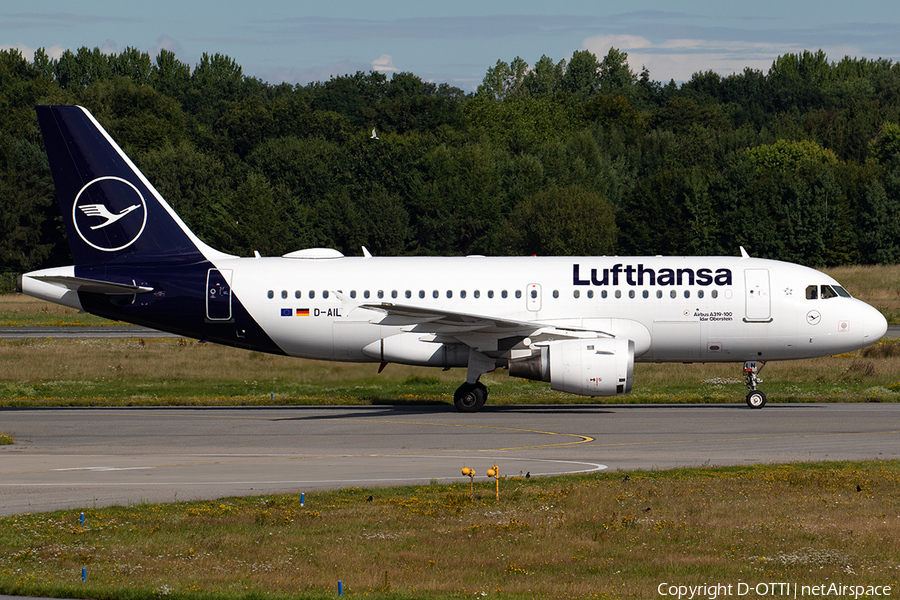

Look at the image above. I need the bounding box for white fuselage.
[211,254,885,364]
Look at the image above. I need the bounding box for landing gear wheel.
[746,390,766,409]
[454,381,487,413]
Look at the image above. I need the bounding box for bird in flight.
[79,204,141,230]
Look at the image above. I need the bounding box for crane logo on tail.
[72,176,147,252]
[80,203,141,230]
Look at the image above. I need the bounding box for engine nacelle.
[509,338,634,396]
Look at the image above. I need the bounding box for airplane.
[17,105,889,412]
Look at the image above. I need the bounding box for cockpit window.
[834,286,851,298]
[806,285,817,300]
[820,285,838,299]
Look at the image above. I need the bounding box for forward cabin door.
[744,268,771,321]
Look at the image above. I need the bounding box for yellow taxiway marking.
[338,418,594,452]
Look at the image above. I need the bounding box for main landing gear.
[454,348,495,413]
[743,360,767,408]
[454,381,488,412]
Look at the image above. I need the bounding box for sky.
[4,1,900,91]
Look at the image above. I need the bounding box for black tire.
[454,382,487,413]
[746,390,766,409]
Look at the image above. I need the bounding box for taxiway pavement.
[2,403,898,515]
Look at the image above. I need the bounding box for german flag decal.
[296,308,310,316]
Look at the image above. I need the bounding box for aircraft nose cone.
[863,304,888,345]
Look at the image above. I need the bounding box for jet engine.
[508,338,634,396]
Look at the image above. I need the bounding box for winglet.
[740,246,750,259]
[362,246,373,258]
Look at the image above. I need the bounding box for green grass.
[0,432,13,445]
[1,461,898,599]
[1,337,900,407]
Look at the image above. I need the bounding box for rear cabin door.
[206,268,233,321]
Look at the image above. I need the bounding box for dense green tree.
[524,55,566,97]
[0,132,55,270]
[562,50,601,99]
[502,185,617,256]
[151,49,191,100]
[598,47,635,96]
[2,44,900,271]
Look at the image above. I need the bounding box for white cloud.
[372,53,397,72]
[1,44,66,60]
[582,34,863,81]
[100,39,118,55]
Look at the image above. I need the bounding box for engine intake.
[509,338,634,396]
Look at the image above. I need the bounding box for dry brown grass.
[0,293,118,326]
[824,264,900,322]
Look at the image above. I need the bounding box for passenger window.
[530,290,537,299]
[446,290,453,298]
[433,290,439,298]
[552,290,559,298]
[419,290,425,299]
[588,290,594,299]
[281,290,288,299]
[698,290,704,299]
[391,290,398,299]
[628,290,635,299]
[711,290,718,299]
[515,290,522,299]
[806,285,818,300]
[502,290,508,298]
[642,290,649,298]
[377,290,384,299]
[488,290,494,298]
[323,291,329,299]
[363,290,370,299]
[574,290,580,299]
[267,290,274,299]
[474,290,480,298]
[684,290,690,298]
[600,290,607,299]
[670,290,677,299]
[405,290,411,299]
[308,290,315,299]
[295,290,302,299]
[460,290,466,299]
[350,290,357,299]
[615,290,622,299]
[656,290,662,299]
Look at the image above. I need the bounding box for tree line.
[1,45,900,274]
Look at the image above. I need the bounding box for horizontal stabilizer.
[30,275,154,295]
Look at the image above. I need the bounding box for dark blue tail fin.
[36,105,227,266]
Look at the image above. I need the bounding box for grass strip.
[1,461,898,599]
[1,337,900,408]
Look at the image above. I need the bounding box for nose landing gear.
[744,360,766,408]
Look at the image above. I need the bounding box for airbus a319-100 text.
[18,106,888,412]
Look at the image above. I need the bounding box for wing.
[356,302,612,353]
